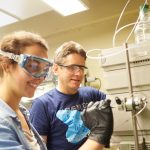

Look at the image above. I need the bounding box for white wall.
[44,11,138,90]
[0,8,139,90]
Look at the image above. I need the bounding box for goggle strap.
[0,50,20,63]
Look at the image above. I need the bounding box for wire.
[125,0,148,43]
[86,36,150,61]
[86,49,102,59]
[114,0,148,46]
[113,0,131,47]
[142,137,147,150]
[137,118,145,138]
[133,101,147,118]
[136,120,147,150]
[86,45,128,60]
[113,22,136,47]
[95,78,101,90]
[86,0,150,60]
[113,116,131,131]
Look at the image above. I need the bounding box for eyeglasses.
[0,50,53,78]
[57,64,87,73]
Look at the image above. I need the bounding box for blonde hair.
[54,41,86,64]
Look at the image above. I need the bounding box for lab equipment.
[134,3,150,44]
[100,42,150,149]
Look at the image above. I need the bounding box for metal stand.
[124,43,139,150]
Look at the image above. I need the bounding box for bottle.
[134,3,150,44]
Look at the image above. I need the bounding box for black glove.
[81,100,113,148]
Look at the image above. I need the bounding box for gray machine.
[101,42,150,150]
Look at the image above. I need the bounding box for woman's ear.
[0,63,10,78]
[2,63,13,74]
[1,63,9,72]
[0,57,12,76]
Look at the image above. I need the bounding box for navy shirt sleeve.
[79,86,106,103]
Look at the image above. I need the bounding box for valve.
[115,96,146,111]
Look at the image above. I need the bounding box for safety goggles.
[57,64,87,73]
[0,50,53,78]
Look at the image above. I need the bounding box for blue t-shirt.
[30,86,106,150]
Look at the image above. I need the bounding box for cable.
[86,36,150,61]
[133,101,147,118]
[113,0,148,46]
[137,119,144,137]
[113,0,131,47]
[86,0,150,60]
[113,22,136,47]
[125,0,148,43]
[95,78,101,90]
[86,49,102,59]
[142,137,147,150]
[136,119,147,150]
[86,46,127,60]
[113,117,131,131]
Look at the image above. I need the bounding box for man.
[30,41,113,150]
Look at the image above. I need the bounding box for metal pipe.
[124,43,139,150]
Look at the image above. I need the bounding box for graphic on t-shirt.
[56,110,90,144]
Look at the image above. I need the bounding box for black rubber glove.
[81,100,113,148]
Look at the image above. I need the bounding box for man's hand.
[81,100,113,148]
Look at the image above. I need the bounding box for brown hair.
[0,31,49,76]
[54,41,86,64]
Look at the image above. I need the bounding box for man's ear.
[52,63,59,75]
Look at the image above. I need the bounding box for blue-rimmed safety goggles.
[0,50,53,78]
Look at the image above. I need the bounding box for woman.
[0,31,52,150]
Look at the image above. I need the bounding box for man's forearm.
[78,139,104,150]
